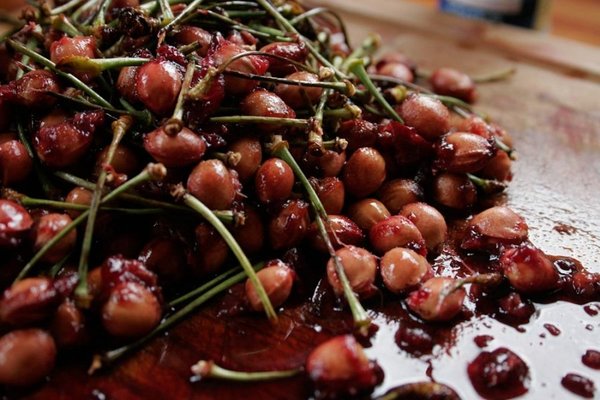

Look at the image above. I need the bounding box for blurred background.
[1,0,599,46]
[406,0,599,46]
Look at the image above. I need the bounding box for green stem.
[92,0,111,27]
[51,0,86,15]
[75,116,133,306]
[162,0,205,31]
[466,173,507,195]
[191,360,301,381]
[340,33,380,74]
[90,262,265,373]
[472,67,516,83]
[14,165,166,283]
[209,115,309,127]
[254,0,347,80]
[494,137,516,160]
[170,60,195,124]
[19,196,164,214]
[222,70,351,93]
[168,264,256,308]
[8,39,112,108]
[15,36,38,80]
[348,59,403,123]
[182,193,277,322]
[56,56,149,77]
[271,141,371,331]
[51,14,82,36]
[16,123,56,198]
[158,0,175,22]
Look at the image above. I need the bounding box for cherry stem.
[15,35,38,80]
[92,0,111,27]
[50,0,86,15]
[75,116,134,307]
[190,360,301,382]
[222,70,352,93]
[91,261,265,373]
[466,173,507,195]
[168,262,262,308]
[8,39,112,108]
[348,59,403,124]
[16,123,57,198]
[271,140,371,331]
[51,14,82,37]
[254,0,347,80]
[202,10,289,41]
[181,192,278,323]
[169,60,196,127]
[15,164,166,283]
[162,0,205,31]
[158,0,175,22]
[17,196,164,215]
[209,115,309,127]
[58,56,149,75]
[289,7,350,51]
[340,33,380,74]
[494,137,516,160]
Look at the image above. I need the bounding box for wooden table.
[3,1,600,399]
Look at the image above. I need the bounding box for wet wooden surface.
[3,1,600,399]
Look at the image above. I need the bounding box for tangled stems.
[209,115,309,127]
[15,164,167,283]
[8,39,112,108]
[191,360,301,382]
[180,192,278,323]
[91,262,266,373]
[348,59,403,124]
[74,116,134,306]
[271,140,371,331]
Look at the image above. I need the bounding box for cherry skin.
[245,260,295,311]
[0,329,57,386]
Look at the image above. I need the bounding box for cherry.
[347,198,391,231]
[268,199,310,250]
[0,329,56,386]
[467,347,529,400]
[435,132,495,173]
[462,206,528,251]
[380,248,433,294]
[50,35,97,81]
[457,115,494,140]
[50,299,87,348]
[479,151,513,182]
[369,215,426,255]
[255,157,295,205]
[64,187,92,218]
[407,277,466,321]
[34,109,105,168]
[138,238,188,285]
[306,335,383,398]
[232,205,264,255]
[377,178,422,214]
[96,143,141,177]
[499,244,559,294]
[245,260,295,311]
[172,25,212,56]
[12,69,60,109]
[343,147,386,198]
[192,223,228,276]
[102,281,162,338]
[260,41,308,76]
[582,350,600,370]
[144,126,206,167]
[377,62,414,82]
[0,277,59,326]
[400,202,447,252]
[135,59,183,116]
[311,176,345,215]
[375,52,416,72]
[33,213,77,264]
[240,89,296,132]
[0,138,32,185]
[187,159,238,210]
[274,71,323,109]
[0,199,33,247]
[430,67,477,103]
[228,136,262,182]
[99,255,159,299]
[309,215,364,253]
[326,245,377,299]
[432,172,477,210]
[337,119,378,152]
[116,65,139,103]
[307,148,346,178]
[212,40,269,95]
[398,94,450,141]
